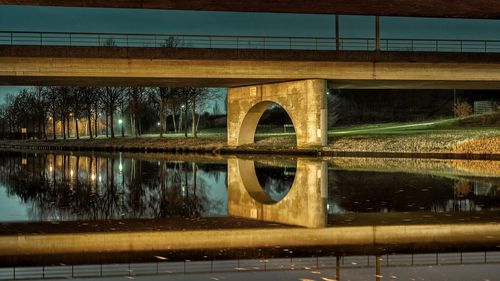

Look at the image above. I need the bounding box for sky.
[1,5,500,104]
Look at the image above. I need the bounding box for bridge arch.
[238,101,297,146]
[227,79,328,148]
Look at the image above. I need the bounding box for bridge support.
[227,157,328,228]
[227,79,328,148]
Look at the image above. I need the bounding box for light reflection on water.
[0,151,499,279]
[0,151,498,222]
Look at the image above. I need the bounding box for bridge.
[1,0,500,19]
[2,0,500,148]
[2,30,500,147]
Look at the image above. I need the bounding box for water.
[0,152,498,222]
[0,150,499,280]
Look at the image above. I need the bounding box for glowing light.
[119,163,123,172]
[118,119,123,124]
[49,166,53,172]
[70,169,74,177]
[157,122,161,126]
[91,173,96,181]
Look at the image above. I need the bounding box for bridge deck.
[1,0,500,19]
[2,45,500,89]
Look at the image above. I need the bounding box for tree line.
[0,86,216,139]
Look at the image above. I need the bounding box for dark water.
[0,151,499,280]
[1,152,498,222]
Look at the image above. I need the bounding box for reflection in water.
[328,170,500,214]
[228,158,327,228]
[0,153,226,221]
[255,164,295,202]
[0,152,499,223]
[0,151,499,280]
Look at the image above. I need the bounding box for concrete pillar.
[227,157,328,228]
[227,79,328,148]
[335,15,340,51]
[376,255,382,281]
[375,16,381,51]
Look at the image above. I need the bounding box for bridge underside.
[4,77,500,89]
[1,0,499,19]
[2,46,500,89]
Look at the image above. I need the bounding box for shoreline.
[0,139,499,160]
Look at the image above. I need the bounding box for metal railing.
[1,31,500,53]
[1,252,499,280]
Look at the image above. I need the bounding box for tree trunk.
[159,100,165,137]
[62,114,66,140]
[75,116,79,140]
[110,111,115,138]
[42,117,47,140]
[94,104,99,138]
[172,107,177,133]
[138,117,142,136]
[184,101,188,138]
[87,111,93,139]
[191,97,197,138]
[196,114,201,134]
[67,116,71,138]
[52,116,56,140]
[130,115,136,138]
[105,110,109,138]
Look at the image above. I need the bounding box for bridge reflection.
[0,151,499,268]
[228,157,327,228]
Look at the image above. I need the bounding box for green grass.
[328,115,500,137]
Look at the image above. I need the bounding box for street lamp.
[118,119,124,137]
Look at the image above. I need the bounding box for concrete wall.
[227,79,328,148]
[227,157,328,228]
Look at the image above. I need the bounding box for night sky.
[1,4,500,101]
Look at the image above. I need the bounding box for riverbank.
[0,133,498,160]
[0,116,498,159]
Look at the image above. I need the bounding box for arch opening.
[237,158,297,205]
[238,101,297,147]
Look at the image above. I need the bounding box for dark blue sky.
[1,5,500,101]
[1,5,500,38]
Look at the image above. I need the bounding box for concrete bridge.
[2,31,500,147]
[1,0,500,19]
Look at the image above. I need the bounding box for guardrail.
[1,31,500,53]
[1,252,499,280]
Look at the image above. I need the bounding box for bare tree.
[45,87,59,140]
[126,87,146,137]
[100,87,125,138]
[76,87,99,139]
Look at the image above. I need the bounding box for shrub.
[454,101,472,118]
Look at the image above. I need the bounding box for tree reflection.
[0,152,221,221]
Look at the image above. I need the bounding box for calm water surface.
[0,150,499,280]
[0,151,498,222]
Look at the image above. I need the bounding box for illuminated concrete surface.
[3,56,500,89]
[227,80,327,148]
[1,224,499,258]
[1,0,499,19]
[227,158,327,228]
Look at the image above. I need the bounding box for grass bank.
[0,114,498,158]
